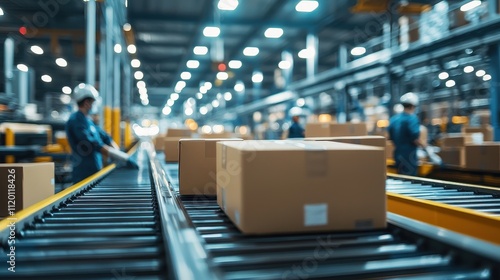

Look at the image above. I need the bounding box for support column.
[86,0,96,85]
[489,44,500,140]
[112,54,121,146]
[4,38,14,96]
[99,16,107,129]
[383,22,392,50]
[335,82,347,123]
[338,44,348,69]
[489,0,498,18]
[104,5,113,134]
[306,32,318,78]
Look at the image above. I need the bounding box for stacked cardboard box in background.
[462,125,493,142]
[305,135,385,148]
[305,123,368,138]
[163,137,183,162]
[438,133,474,167]
[465,142,500,172]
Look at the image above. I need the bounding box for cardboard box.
[216,140,386,234]
[438,147,465,167]
[442,133,474,148]
[153,135,166,151]
[163,137,183,162]
[179,138,242,195]
[465,143,500,171]
[463,125,494,142]
[305,123,367,138]
[305,136,385,148]
[1,162,55,217]
[200,132,234,139]
[166,128,192,137]
[386,141,394,160]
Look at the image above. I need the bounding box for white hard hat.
[73,83,99,103]
[400,92,419,106]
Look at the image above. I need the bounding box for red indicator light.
[19,27,27,35]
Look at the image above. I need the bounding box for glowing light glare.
[350,47,366,56]
[445,80,456,87]
[224,92,232,101]
[185,107,194,116]
[62,86,72,94]
[264,28,283,38]
[60,94,71,104]
[217,72,229,80]
[278,61,291,70]
[217,93,223,100]
[200,106,208,115]
[212,100,220,108]
[438,72,449,80]
[201,125,211,133]
[464,66,474,73]
[460,0,481,12]
[141,99,149,106]
[186,60,200,69]
[0,8,4,16]
[204,82,212,90]
[55,58,68,67]
[131,59,141,68]
[140,93,148,100]
[127,44,137,54]
[296,98,305,107]
[476,70,486,77]
[30,45,44,55]
[167,99,175,106]
[203,26,220,37]
[181,72,191,80]
[123,23,132,31]
[200,86,208,94]
[218,0,239,10]
[295,0,319,12]
[298,48,314,59]
[41,74,52,83]
[114,44,122,53]
[243,47,259,56]
[162,106,172,115]
[139,88,147,95]
[483,74,492,81]
[234,82,245,92]
[134,71,144,80]
[252,72,263,83]
[213,125,224,133]
[193,46,208,55]
[16,64,28,72]
[137,81,146,88]
[196,92,203,99]
[228,60,242,69]
[171,93,180,100]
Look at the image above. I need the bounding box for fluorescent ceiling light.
[296,98,305,107]
[41,74,52,83]
[171,93,180,100]
[175,81,186,90]
[483,74,492,81]
[217,72,228,80]
[131,59,141,68]
[17,64,28,72]
[298,48,314,59]
[196,93,203,99]
[234,81,244,92]
[0,8,4,16]
[185,107,194,116]
[224,92,232,101]
[295,0,319,12]
[139,88,147,95]
[137,81,146,88]
[30,45,44,55]
[203,26,220,37]
[212,100,220,108]
[56,58,67,67]
[476,69,486,77]
[162,107,171,115]
[134,71,144,80]
[438,72,449,80]
[186,60,200,69]
[200,86,207,94]
[140,93,148,100]
[243,47,259,56]
[278,61,291,70]
[181,72,191,80]
[114,44,122,53]
[200,106,208,115]
[252,72,263,83]
[228,60,242,69]
[167,99,175,106]
[204,82,212,90]
[460,0,481,12]
[218,0,238,10]
[351,47,366,56]
[193,46,208,55]
[463,66,474,73]
[123,23,131,31]
[141,99,149,106]
[127,44,137,54]
[264,28,283,38]
[445,80,455,87]
[62,86,72,94]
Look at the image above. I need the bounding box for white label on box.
[304,203,328,226]
[235,210,240,225]
[51,178,55,185]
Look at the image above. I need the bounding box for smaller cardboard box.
[463,125,493,142]
[200,132,234,139]
[153,135,166,151]
[386,141,394,160]
[438,147,465,167]
[305,123,367,137]
[441,133,473,148]
[0,162,55,217]
[166,128,192,137]
[465,143,500,172]
[164,137,183,162]
[179,138,242,195]
[305,123,331,137]
[305,135,385,148]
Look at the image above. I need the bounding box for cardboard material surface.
[216,140,386,234]
[166,128,192,137]
[0,162,54,217]
[465,143,500,171]
[305,136,385,148]
[442,134,473,148]
[439,147,465,167]
[163,137,183,162]
[463,125,493,142]
[305,123,367,138]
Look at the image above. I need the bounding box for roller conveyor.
[0,149,169,279]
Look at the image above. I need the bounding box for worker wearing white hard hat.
[387,92,425,176]
[65,83,138,183]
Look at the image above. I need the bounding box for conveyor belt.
[161,163,500,280]
[0,149,168,279]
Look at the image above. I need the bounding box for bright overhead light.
[0,8,4,16]
[212,99,220,108]
[186,60,200,69]
[296,98,306,107]
[217,93,223,100]
[137,81,146,88]
[167,99,175,106]
[252,72,263,83]
[56,58,67,67]
[181,72,191,80]
[141,99,149,106]
[185,107,194,116]
[476,69,486,77]
[228,60,242,69]
[264,28,283,38]
[483,74,492,81]
[298,48,314,59]
[351,47,366,56]
[114,44,122,53]
[62,86,72,94]
[131,59,141,68]
[41,74,52,83]
[243,47,259,56]
[438,72,449,80]
[278,61,291,70]
[203,26,220,37]
[218,0,238,10]
[123,23,132,31]
[140,93,148,100]
[30,45,44,55]
[139,88,147,95]
[224,92,232,101]
[460,0,481,12]
[463,66,474,73]
[196,92,203,99]
[16,64,28,72]
[204,82,212,90]
[162,107,171,115]
[127,44,137,54]
[200,106,208,115]
[445,80,455,87]
[295,0,319,12]
[193,46,208,55]
[175,81,186,91]
[200,86,207,94]
[134,71,144,80]
[171,93,180,100]
[217,72,228,80]
[234,81,245,92]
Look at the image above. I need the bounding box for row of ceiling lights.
[437,64,491,88]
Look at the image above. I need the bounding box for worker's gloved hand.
[125,158,139,169]
[107,147,139,168]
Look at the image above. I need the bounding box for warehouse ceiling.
[0,0,471,118]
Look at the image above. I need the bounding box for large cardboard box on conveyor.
[216,140,386,235]
[0,162,55,217]
[179,138,242,195]
[465,143,500,172]
[438,147,465,167]
[305,123,367,138]
[441,133,474,148]
[163,137,183,162]
[305,135,385,148]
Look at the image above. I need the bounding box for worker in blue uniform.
[66,83,137,183]
[388,92,425,176]
[288,115,305,138]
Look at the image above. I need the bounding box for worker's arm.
[95,125,120,150]
[408,116,425,148]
